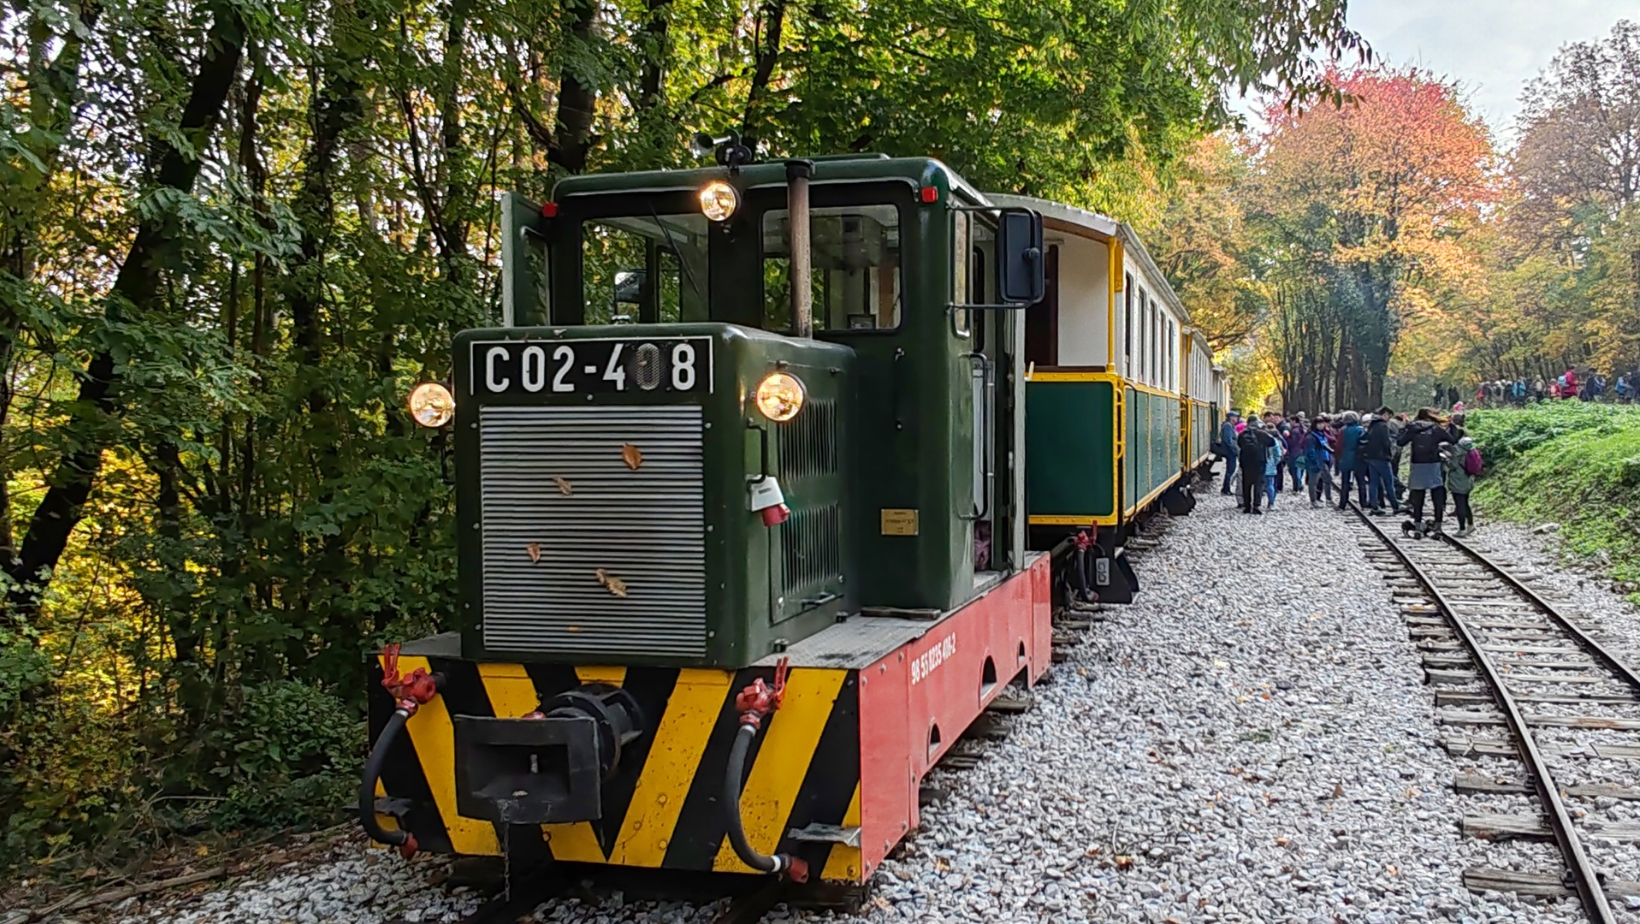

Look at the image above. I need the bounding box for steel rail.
[1351,505,1618,924]
[1446,532,1640,693]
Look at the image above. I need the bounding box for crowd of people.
[1214,406,1483,538]
[1465,365,1640,405]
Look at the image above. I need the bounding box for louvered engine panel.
[477,404,707,657]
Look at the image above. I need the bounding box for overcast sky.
[1342,0,1637,143]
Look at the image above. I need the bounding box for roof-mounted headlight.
[699,180,739,222]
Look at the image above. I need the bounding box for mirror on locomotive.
[613,269,646,305]
[996,208,1045,305]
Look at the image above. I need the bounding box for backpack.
[1463,448,1482,477]
[1236,429,1263,458]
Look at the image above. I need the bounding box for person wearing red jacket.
[1563,367,1579,399]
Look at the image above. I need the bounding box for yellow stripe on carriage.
[711,669,848,872]
[1027,514,1118,526]
[386,653,500,857]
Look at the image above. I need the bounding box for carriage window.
[1152,310,1161,387]
[582,214,708,324]
[1138,290,1148,380]
[1124,275,1134,371]
[1166,321,1175,390]
[764,205,902,331]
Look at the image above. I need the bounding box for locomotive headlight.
[408,381,455,428]
[755,372,805,422]
[699,180,739,222]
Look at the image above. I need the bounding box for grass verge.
[1467,403,1640,599]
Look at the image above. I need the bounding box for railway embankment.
[1467,404,1640,602]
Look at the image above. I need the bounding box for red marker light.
[920,186,939,204]
[541,201,559,218]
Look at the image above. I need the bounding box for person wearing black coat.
[1235,421,1277,514]
[1360,408,1399,514]
[1397,408,1456,534]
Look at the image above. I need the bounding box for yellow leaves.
[620,444,642,471]
[595,568,627,597]
[552,476,572,495]
[526,542,541,563]
[1114,855,1134,870]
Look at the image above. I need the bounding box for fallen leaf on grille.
[552,476,572,495]
[621,443,643,470]
[595,568,628,597]
[526,542,541,563]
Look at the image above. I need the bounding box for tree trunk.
[740,0,787,145]
[3,7,247,625]
[548,0,599,174]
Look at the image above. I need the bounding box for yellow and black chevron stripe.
[368,655,864,881]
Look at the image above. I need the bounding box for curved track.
[1352,506,1640,922]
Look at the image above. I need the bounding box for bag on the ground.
[1463,447,1482,476]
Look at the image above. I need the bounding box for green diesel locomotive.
[363,145,1218,894]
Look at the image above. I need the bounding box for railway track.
[1353,506,1640,922]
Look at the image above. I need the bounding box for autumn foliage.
[1245,67,1496,411]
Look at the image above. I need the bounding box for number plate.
[469,338,713,397]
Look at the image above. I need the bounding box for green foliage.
[1466,403,1639,464]
[0,0,1371,870]
[1471,404,1640,590]
[216,681,361,782]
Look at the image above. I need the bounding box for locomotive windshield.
[760,204,903,332]
[545,181,911,332]
[581,213,709,324]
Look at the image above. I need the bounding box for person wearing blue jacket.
[1335,412,1367,510]
[1219,411,1241,495]
[1303,416,1335,506]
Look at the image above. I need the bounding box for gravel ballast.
[109,488,1593,924]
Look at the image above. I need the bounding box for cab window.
[763,205,903,331]
[581,214,709,324]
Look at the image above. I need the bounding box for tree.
[1247,67,1496,410]
[1514,19,1640,364]
[1149,134,1267,351]
[0,0,1373,862]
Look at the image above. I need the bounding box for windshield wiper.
[648,204,703,305]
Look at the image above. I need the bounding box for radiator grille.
[478,404,707,657]
[781,502,841,599]
[775,399,843,606]
[777,399,838,480]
